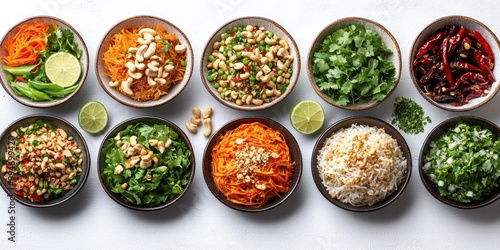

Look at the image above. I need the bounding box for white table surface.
[1,0,500,249]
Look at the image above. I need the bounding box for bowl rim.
[0,15,89,108]
[0,114,91,208]
[97,115,195,211]
[408,15,500,112]
[418,115,500,209]
[95,15,194,109]
[202,116,303,212]
[311,115,412,212]
[307,16,402,111]
[199,16,301,111]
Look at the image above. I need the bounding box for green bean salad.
[206,25,294,106]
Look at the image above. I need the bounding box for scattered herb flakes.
[391,97,431,134]
[311,24,397,105]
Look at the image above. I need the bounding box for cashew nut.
[147,77,157,86]
[202,107,212,119]
[130,135,138,146]
[154,78,166,85]
[185,122,197,133]
[135,44,148,62]
[203,118,212,137]
[109,81,119,87]
[192,107,201,118]
[174,44,186,54]
[121,77,134,95]
[125,62,136,71]
[164,64,175,72]
[138,28,157,37]
[190,115,202,126]
[128,69,143,80]
[144,42,157,59]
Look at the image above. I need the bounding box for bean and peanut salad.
[206,25,294,106]
[1,120,83,203]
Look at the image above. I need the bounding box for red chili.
[15,190,25,197]
[474,50,495,82]
[441,37,454,85]
[242,65,250,72]
[234,75,241,83]
[448,26,466,54]
[451,72,487,90]
[31,194,41,202]
[23,158,29,164]
[472,30,494,60]
[415,31,446,60]
[449,61,481,72]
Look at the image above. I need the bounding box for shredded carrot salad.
[3,21,54,67]
[210,122,294,207]
[103,24,187,102]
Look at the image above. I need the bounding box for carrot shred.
[3,21,53,67]
[210,122,295,208]
[103,24,187,102]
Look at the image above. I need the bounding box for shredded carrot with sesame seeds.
[3,21,53,67]
[210,122,294,208]
[102,24,186,102]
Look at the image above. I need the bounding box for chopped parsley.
[391,97,431,134]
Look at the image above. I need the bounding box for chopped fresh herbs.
[423,122,500,203]
[101,122,192,206]
[391,97,431,134]
[311,24,397,105]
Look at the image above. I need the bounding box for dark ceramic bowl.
[95,15,193,108]
[97,116,195,211]
[0,16,89,108]
[0,114,90,207]
[307,17,401,111]
[311,116,411,212]
[200,16,300,111]
[409,15,500,111]
[419,116,500,209]
[203,117,302,212]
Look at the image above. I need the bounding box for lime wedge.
[78,101,108,134]
[45,52,82,87]
[290,100,324,134]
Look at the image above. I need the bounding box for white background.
[1,0,500,249]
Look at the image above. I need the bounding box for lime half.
[290,100,324,134]
[45,52,82,87]
[78,101,108,134]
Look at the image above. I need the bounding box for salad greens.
[312,24,396,105]
[3,25,83,101]
[423,122,500,203]
[101,122,192,206]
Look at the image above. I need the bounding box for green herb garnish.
[391,97,431,134]
[311,24,396,105]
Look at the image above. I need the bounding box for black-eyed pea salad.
[206,25,294,106]
[1,120,83,203]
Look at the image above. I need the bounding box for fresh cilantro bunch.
[312,24,397,105]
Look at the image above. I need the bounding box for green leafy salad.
[423,122,500,203]
[101,122,192,206]
[311,24,397,105]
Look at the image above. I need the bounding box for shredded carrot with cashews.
[210,122,294,208]
[3,21,53,67]
[103,24,186,102]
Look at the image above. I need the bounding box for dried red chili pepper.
[414,30,446,61]
[451,72,487,90]
[472,30,494,61]
[449,61,481,72]
[448,26,466,54]
[473,50,495,82]
[441,37,454,85]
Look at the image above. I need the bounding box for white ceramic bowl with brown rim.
[95,15,193,108]
[200,16,300,111]
[0,16,89,108]
[409,15,500,111]
[307,17,401,111]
